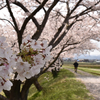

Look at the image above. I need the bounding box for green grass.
[78,68,100,76]
[63,62,100,69]
[28,69,95,100]
[63,62,100,76]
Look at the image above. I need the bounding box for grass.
[63,62,100,76]
[0,65,96,100]
[28,69,95,100]
[78,68,100,76]
[64,61,100,69]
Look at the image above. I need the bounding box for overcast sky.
[88,40,100,56]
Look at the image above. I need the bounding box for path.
[66,68,100,100]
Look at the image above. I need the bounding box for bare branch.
[53,10,65,18]
[70,1,100,19]
[32,0,59,40]
[0,5,7,10]
[87,14,99,22]
[70,0,83,15]
[6,0,19,32]
[63,46,77,52]
[0,18,15,29]
[13,1,40,29]
[66,0,70,14]
[35,0,47,13]
[20,0,48,35]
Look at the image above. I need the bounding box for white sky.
[89,50,100,56]
[90,40,100,56]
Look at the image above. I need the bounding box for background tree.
[0,0,100,100]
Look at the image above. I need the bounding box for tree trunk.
[3,90,10,99]
[33,78,43,91]
[0,94,9,100]
[9,80,21,100]
[21,89,29,100]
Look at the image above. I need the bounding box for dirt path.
[66,68,100,100]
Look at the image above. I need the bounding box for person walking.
[73,61,79,73]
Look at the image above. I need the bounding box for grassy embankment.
[63,62,100,76]
[28,68,94,100]
[0,67,95,100]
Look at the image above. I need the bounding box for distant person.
[73,61,79,73]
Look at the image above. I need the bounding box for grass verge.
[28,69,95,100]
[63,65,100,76]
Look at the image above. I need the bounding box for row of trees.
[0,0,100,100]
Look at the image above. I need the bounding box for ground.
[66,68,100,100]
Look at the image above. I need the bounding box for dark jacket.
[73,62,78,67]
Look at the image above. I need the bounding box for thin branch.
[41,44,65,73]
[63,46,76,52]
[13,1,40,29]
[87,14,99,22]
[0,5,7,10]
[36,0,47,13]
[53,10,65,18]
[32,0,59,40]
[0,18,15,29]
[66,0,70,14]
[41,38,72,74]
[70,1,100,19]
[70,0,83,15]
[6,0,19,32]
[20,0,48,35]
[64,42,81,48]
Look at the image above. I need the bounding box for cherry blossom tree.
[0,0,100,100]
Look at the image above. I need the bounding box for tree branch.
[48,14,70,46]
[20,0,48,36]
[32,0,59,40]
[6,0,19,32]
[41,44,65,73]
[21,78,35,100]
[36,0,47,13]
[49,1,100,49]
[70,1,100,19]
[40,37,75,74]
[66,0,70,14]
[9,80,21,100]
[13,1,40,29]
[70,0,83,15]
[63,46,77,52]
[0,18,15,29]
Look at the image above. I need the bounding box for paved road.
[66,68,100,100]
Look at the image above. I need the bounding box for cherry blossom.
[0,38,14,92]
[0,35,52,91]
[15,35,52,81]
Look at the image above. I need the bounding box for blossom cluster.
[0,36,14,92]
[15,35,52,81]
[0,35,52,92]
